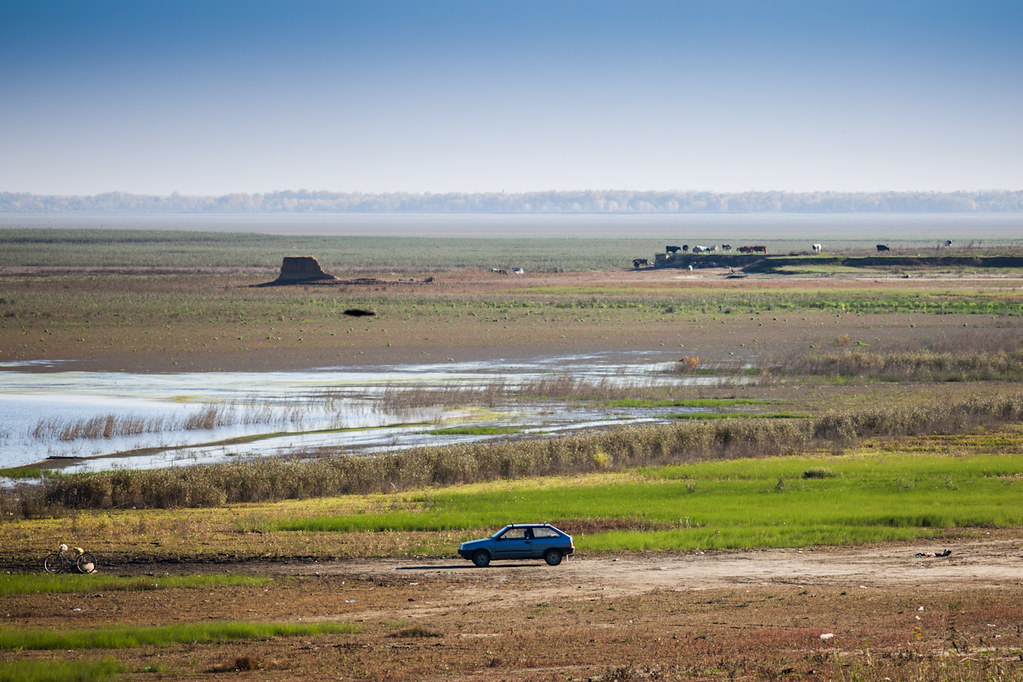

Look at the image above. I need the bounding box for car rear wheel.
[544,548,563,566]
[473,550,491,568]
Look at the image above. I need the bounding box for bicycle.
[43,543,97,574]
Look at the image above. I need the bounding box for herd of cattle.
[632,241,931,268]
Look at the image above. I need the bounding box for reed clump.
[12,392,1020,515]
[791,349,1023,382]
[31,414,166,441]
[28,404,305,444]
[368,376,684,413]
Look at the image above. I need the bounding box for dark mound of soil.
[258,256,336,285]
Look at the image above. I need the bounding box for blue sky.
[2,1,1021,195]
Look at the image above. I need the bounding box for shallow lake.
[0,351,749,475]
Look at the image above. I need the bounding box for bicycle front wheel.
[43,553,62,573]
[76,552,97,574]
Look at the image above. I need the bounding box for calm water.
[0,352,744,474]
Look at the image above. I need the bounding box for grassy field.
[270,449,1023,549]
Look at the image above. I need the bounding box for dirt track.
[269,536,1023,615]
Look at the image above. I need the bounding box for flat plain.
[2,230,1023,680]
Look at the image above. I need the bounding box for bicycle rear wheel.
[43,553,62,573]
[76,552,97,574]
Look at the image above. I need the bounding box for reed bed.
[27,403,309,444]
[794,348,1023,382]
[367,382,509,410]
[9,392,1021,515]
[31,414,166,442]
[362,375,691,414]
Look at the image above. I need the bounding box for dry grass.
[30,415,165,442]
[795,348,1023,382]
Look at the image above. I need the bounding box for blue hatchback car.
[458,523,574,567]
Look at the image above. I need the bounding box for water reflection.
[0,351,748,473]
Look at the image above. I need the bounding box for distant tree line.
[1,190,1021,214]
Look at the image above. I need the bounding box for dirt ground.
[8,536,1023,680]
[3,265,1021,373]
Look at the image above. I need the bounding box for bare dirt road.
[269,536,1023,616]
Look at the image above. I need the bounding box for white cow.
[812,243,823,253]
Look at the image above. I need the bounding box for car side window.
[501,528,526,540]
[533,527,559,538]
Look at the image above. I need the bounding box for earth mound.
[261,256,336,285]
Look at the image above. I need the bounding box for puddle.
[0,351,751,474]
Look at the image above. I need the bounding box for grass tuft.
[0,573,271,597]
[0,621,361,651]
[0,658,125,682]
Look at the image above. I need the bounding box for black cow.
[682,245,689,252]
[632,258,649,268]
[876,244,890,252]
[666,245,681,254]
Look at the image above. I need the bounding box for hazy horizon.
[3,1,1021,196]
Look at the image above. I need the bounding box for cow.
[752,245,767,253]
[944,240,953,247]
[666,245,681,254]
[692,245,706,254]
[682,245,689,252]
[738,245,754,253]
[707,244,718,252]
[876,244,890,252]
[812,243,823,253]
[721,244,732,251]
[633,258,649,268]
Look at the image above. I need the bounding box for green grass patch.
[0,621,361,651]
[426,426,522,436]
[272,451,1023,550]
[0,466,47,479]
[0,573,271,597]
[0,658,125,682]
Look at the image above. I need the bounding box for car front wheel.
[544,548,563,566]
[473,550,491,567]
